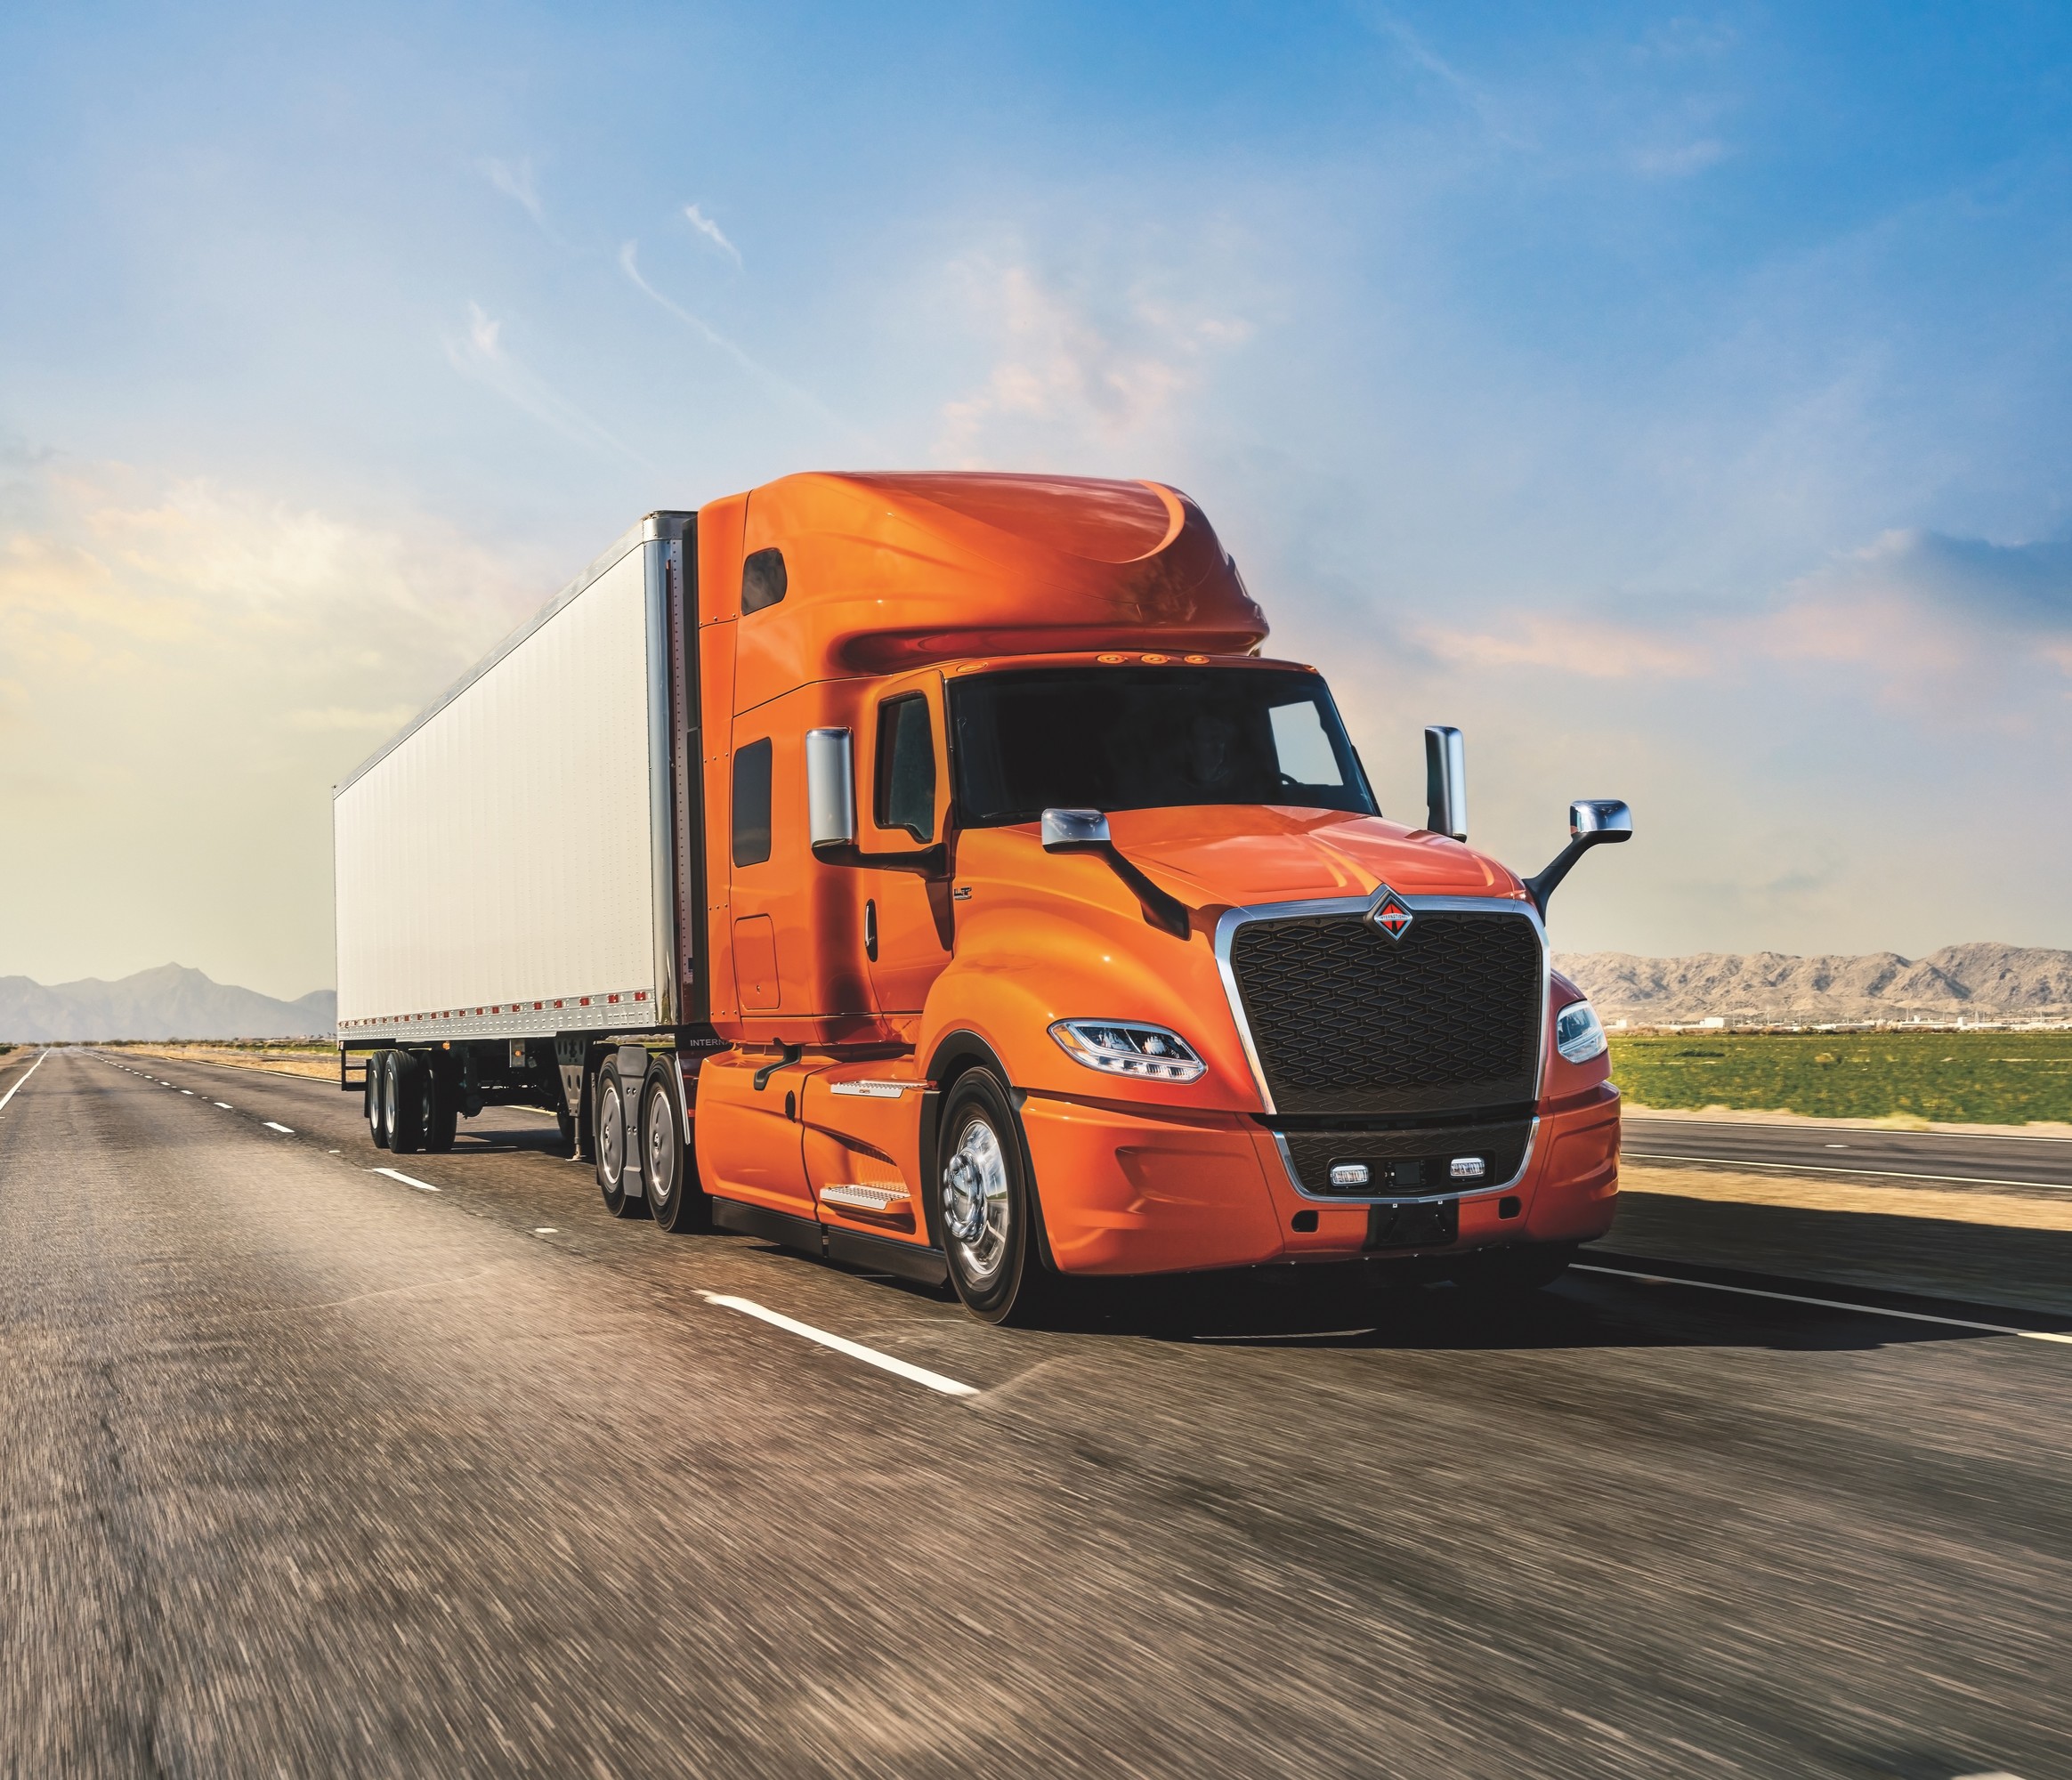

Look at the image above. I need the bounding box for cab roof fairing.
[732,471,1270,681]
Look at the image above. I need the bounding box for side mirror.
[1424,725,1467,841]
[1524,798,1633,917]
[805,728,855,849]
[1041,807,1112,851]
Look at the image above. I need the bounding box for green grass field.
[1610,1030,2072,1126]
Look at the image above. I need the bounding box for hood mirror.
[1424,725,1467,841]
[1041,807,1112,850]
[1040,807,1187,938]
[1524,798,1633,917]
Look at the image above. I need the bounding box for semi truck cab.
[337,471,1629,1323]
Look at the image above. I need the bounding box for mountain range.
[1556,943,2072,1026]
[4,943,2068,1041]
[0,965,336,1041]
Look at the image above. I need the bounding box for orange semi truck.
[334,473,1629,1322]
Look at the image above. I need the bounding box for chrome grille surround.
[1214,891,1550,1207]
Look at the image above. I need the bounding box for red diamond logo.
[1368,888,1414,941]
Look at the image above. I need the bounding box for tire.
[424,1061,457,1153]
[366,1053,391,1151]
[1449,1242,1576,1297]
[389,1051,429,1155]
[594,1064,649,1219]
[642,1063,708,1234]
[936,1066,1051,1325]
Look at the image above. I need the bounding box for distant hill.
[0,965,336,1041]
[1557,943,2072,1026]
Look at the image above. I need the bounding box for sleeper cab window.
[732,738,773,867]
[875,694,935,843]
[741,547,786,614]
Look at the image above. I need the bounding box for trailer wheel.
[1449,1242,1576,1297]
[389,1051,430,1154]
[642,1064,708,1234]
[936,1067,1052,1325]
[594,1063,649,1219]
[366,1053,392,1151]
[424,1062,457,1153]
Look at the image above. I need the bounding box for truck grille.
[1227,909,1542,1115]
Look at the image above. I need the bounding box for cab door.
[859,672,954,1016]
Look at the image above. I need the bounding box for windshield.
[949,666,1377,826]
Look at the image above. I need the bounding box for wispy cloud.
[442,302,649,465]
[683,203,742,267]
[1633,137,1728,178]
[476,156,545,226]
[934,255,1252,465]
[618,242,848,432]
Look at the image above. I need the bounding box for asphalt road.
[4,1046,2068,1779]
[1623,1112,2072,1194]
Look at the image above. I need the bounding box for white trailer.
[333,513,703,1153]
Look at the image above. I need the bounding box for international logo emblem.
[1366,886,1414,942]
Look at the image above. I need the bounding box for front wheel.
[936,1068,1051,1325]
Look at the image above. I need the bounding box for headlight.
[1554,999,1607,1064]
[1048,1019,1207,1082]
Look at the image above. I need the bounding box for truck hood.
[1098,805,1526,910]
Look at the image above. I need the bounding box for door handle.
[864,898,878,963]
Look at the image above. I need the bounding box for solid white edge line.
[0,1049,50,1112]
[263,1121,295,1133]
[1629,1115,2072,1148]
[700,1292,980,1396]
[1624,1151,2072,1193]
[1574,1264,2072,1345]
[372,1167,439,1193]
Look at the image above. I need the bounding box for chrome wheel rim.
[644,1088,674,1206]
[598,1078,625,1189]
[942,1113,1010,1283]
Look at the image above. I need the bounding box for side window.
[741,547,787,614]
[732,738,773,866]
[874,696,935,843]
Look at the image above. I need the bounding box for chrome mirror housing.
[805,728,856,848]
[1570,798,1632,840]
[1041,807,1112,851]
[1424,725,1467,841]
[1526,797,1634,917]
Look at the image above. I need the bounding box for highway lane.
[1623,1112,2072,1193]
[4,1051,2068,1778]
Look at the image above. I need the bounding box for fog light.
[1451,1157,1486,1180]
[1330,1162,1370,1187]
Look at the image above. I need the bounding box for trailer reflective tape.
[0,1050,49,1112]
[698,1292,979,1396]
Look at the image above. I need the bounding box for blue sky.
[2,2,2069,997]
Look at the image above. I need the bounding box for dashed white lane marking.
[1625,1151,2072,1192]
[0,1050,50,1112]
[533,1226,558,1234]
[1575,1264,2072,1346]
[698,1291,979,1397]
[262,1121,295,1134]
[373,1167,439,1193]
[214,1102,232,1109]
[181,1089,195,1096]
